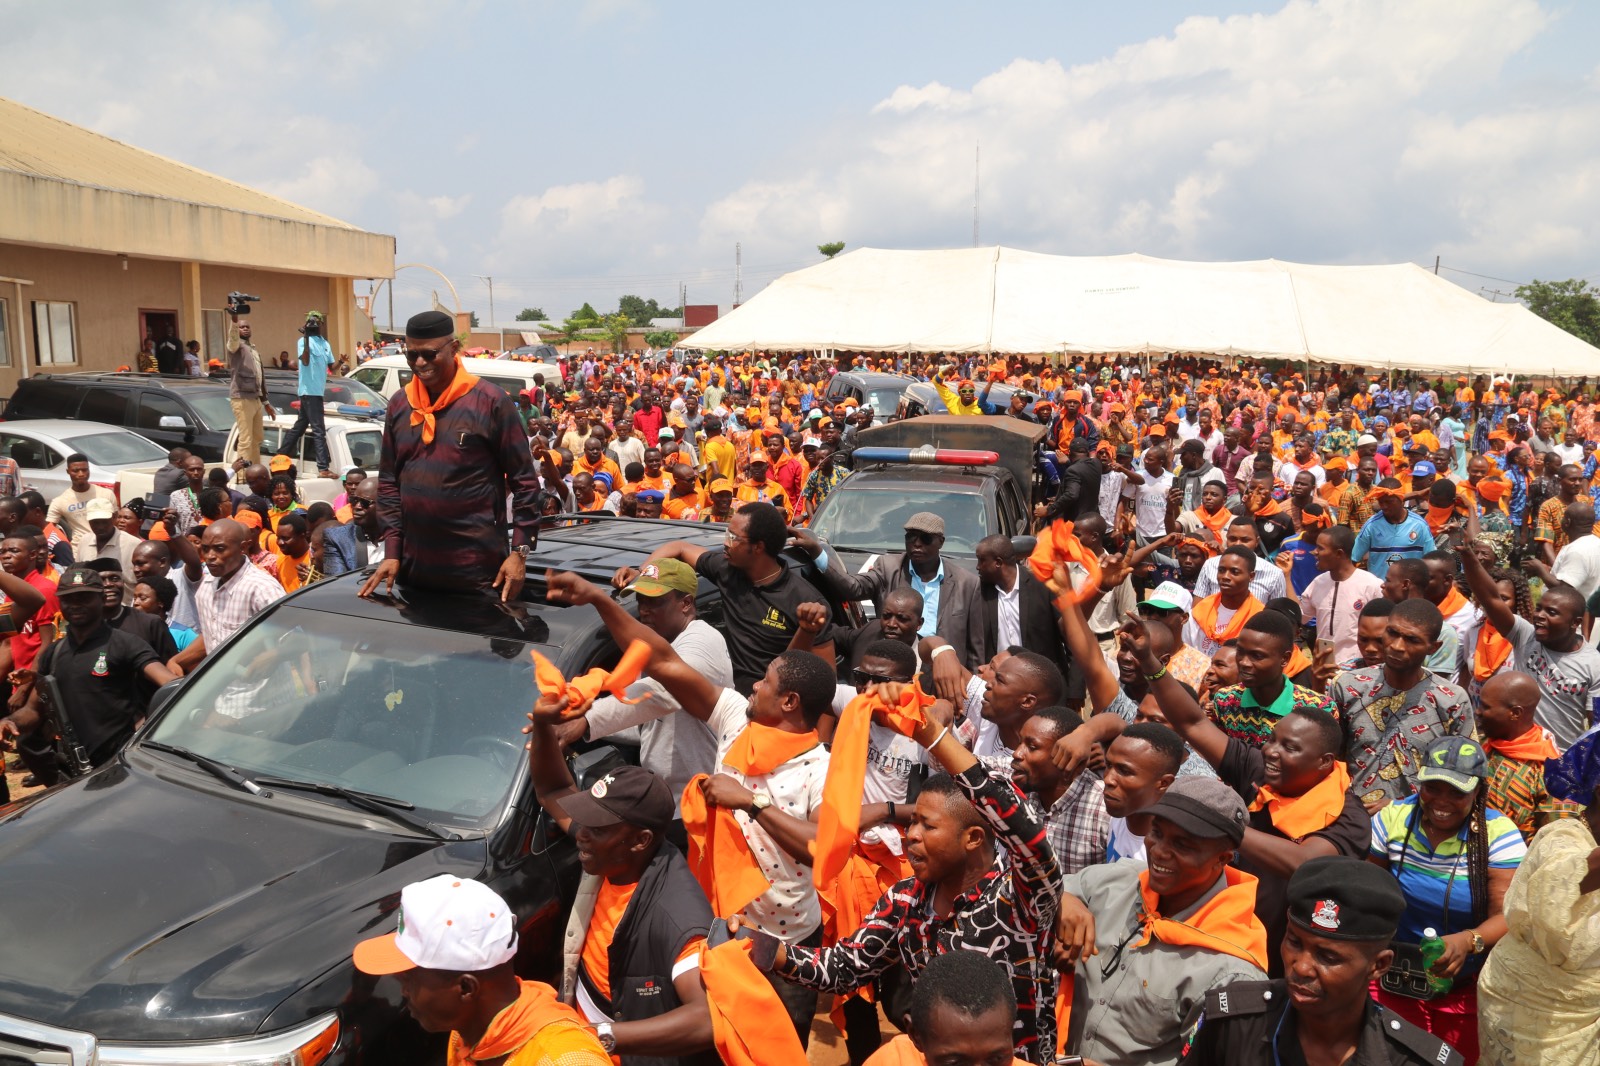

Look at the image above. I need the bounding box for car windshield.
[809,486,990,554]
[62,430,168,466]
[866,387,905,415]
[186,393,236,431]
[146,605,537,831]
[325,378,386,408]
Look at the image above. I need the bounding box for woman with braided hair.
[1368,736,1526,1063]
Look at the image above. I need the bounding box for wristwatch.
[594,1022,616,1054]
[511,544,531,559]
[747,793,772,818]
[1470,932,1487,955]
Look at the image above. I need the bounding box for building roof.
[0,96,356,229]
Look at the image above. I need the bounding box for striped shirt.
[187,559,285,649]
[377,379,541,592]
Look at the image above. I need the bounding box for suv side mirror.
[146,676,185,720]
[157,416,189,429]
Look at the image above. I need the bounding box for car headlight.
[96,1014,339,1066]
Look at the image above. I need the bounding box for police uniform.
[1184,856,1464,1066]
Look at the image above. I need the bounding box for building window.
[32,301,77,366]
[0,300,10,367]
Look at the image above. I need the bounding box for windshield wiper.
[142,741,268,796]
[253,777,455,840]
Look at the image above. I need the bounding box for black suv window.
[77,388,130,426]
[0,432,61,471]
[8,381,78,419]
[135,391,190,430]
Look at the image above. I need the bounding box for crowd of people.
[8,307,1600,1066]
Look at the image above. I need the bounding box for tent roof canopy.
[678,247,1597,377]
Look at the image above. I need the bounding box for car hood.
[0,758,487,1041]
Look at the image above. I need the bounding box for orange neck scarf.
[1249,762,1352,840]
[680,775,770,918]
[723,723,820,776]
[1474,624,1513,681]
[1137,867,1269,973]
[1425,505,1455,536]
[1285,644,1313,679]
[1437,587,1468,620]
[1027,519,1101,604]
[1254,497,1284,518]
[405,367,480,445]
[1481,725,1560,762]
[1192,504,1233,542]
[866,1034,1028,1066]
[457,979,587,1064]
[812,686,930,893]
[531,641,649,717]
[700,939,810,1066]
[1191,593,1262,643]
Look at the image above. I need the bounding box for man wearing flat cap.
[800,511,984,669]
[526,691,717,1065]
[360,310,541,602]
[1186,855,1465,1065]
[1053,776,1269,1066]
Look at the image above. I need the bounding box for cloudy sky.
[3,0,1597,325]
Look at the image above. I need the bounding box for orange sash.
[1482,726,1560,762]
[1191,593,1262,644]
[1137,867,1269,972]
[1249,762,1352,840]
[530,641,650,718]
[1254,497,1284,518]
[812,686,930,893]
[1285,644,1312,679]
[1437,587,1468,620]
[700,938,809,1066]
[863,1034,1028,1066]
[1425,505,1455,536]
[1027,519,1101,604]
[680,775,770,918]
[1191,504,1233,544]
[454,979,590,1064]
[405,368,480,445]
[723,723,820,776]
[1474,625,1513,682]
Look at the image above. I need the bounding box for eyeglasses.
[404,340,456,363]
[723,531,750,545]
[852,668,909,688]
[904,530,940,545]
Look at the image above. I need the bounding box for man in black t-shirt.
[613,501,838,694]
[83,558,178,662]
[0,566,176,774]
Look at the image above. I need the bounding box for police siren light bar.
[852,445,999,466]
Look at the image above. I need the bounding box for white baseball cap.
[1138,580,1193,614]
[353,874,518,975]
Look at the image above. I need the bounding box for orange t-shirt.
[580,879,703,1002]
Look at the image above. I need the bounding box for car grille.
[0,1015,93,1066]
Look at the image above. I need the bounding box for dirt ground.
[3,759,42,805]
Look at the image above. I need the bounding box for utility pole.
[474,275,496,345]
[1434,255,1440,275]
[734,244,743,307]
[387,279,394,331]
[973,141,980,247]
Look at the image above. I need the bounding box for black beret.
[406,310,456,340]
[1287,856,1405,942]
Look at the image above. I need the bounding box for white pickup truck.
[118,412,384,505]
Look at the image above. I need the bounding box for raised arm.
[0,570,44,634]
[1460,537,1515,637]
[544,569,720,721]
[610,540,708,589]
[1121,613,1228,767]
[522,692,582,835]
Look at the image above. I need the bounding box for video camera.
[226,292,261,316]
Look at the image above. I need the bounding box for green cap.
[626,559,699,597]
[1416,737,1488,793]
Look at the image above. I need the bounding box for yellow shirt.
[702,437,737,483]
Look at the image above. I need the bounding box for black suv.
[0,517,855,1065]
[2,373,387,461]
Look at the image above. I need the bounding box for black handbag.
[1378,940,1451,1001]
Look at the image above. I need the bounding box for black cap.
[56,566,104,596]
[82,557,124,575]
[560,766,674,833]
[1286,855,1406,941]
[405,310,456,340]
[1131,776,1248,845]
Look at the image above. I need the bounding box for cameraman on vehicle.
[273,310,336,479]
[224,292,275,470]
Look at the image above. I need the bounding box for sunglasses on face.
[852,668,910,688]
[404,340,456,363]
[904,531,940,545]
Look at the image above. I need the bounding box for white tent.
[678,247,1598,376]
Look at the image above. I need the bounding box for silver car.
[0,419,170,502]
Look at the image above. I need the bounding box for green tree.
[818,241,846,259]
[618,294,681,327]
[515,307,547,321]
[644,330,680,349]
[469,311,480,327]
[570,302,602,327]
[602,312,632,354]
[1515,278,1600,346]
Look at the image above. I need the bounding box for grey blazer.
[819,548,985,669]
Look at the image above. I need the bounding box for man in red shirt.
[631,385,666,447]
[0,530,58,672]
[764,431,805,502]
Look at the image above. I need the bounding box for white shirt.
[995,573,1022,651]
[1184,602,1239,659]
[1555,443,1583,464]
[1553,535,1600,602]
[1126,469,1175,539]
[1098,470,1127,527]
[1276,459,1326,488]
[710,688,829,942]
[1105,817,1146,863]
[1192,554,1286,605]
[1176,420,1202,442]
[830,683,920,853]
[1301,568,1385,663]
[166,562,199,630]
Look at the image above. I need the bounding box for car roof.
[28,372,230,392]
[0,418,143,440]
[827,467,994,493]
[836,371,914,386]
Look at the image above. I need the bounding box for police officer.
[1186,855,1464,1065]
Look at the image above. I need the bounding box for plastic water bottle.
[1419,928,1452,994]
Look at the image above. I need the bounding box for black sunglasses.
[904,530,940,545]
[852,668,910,688]
[404,340,456,363]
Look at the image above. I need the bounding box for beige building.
[0,96,393,396]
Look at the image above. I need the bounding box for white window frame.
[0,298,10,367]
[33,300,77,366]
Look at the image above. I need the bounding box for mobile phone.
[1054,1057,1085,1066]
[1315,637,1336,658]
